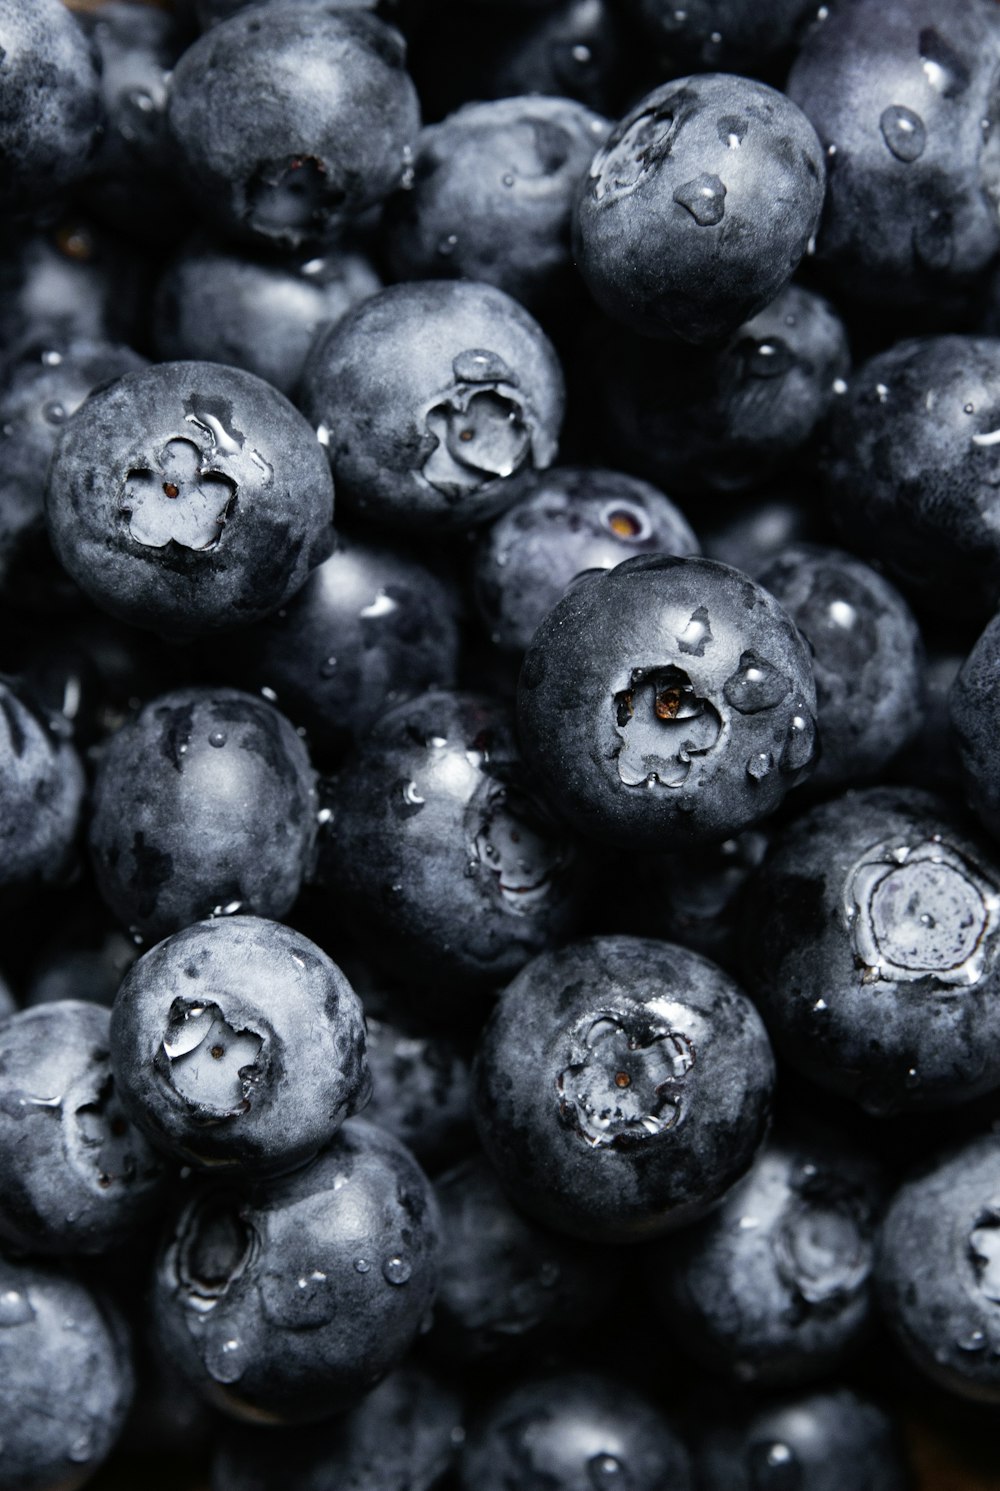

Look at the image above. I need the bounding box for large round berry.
[517,556,818,848]
[111,917,369,1173]
[574,74,825,344]
[0,675,84,891]
[472,936,775,1242]
[45,360,335,639]
[950,611,1000,842]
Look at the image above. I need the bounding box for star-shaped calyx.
[119,437,236,551]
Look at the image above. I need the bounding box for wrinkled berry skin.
[0,1255,134,1491]
[0,0,103,215]
[431,1154,616,1363]
[0,676,84,892]
[757,545,925,792]
[322,690,585,990]
[472,936,775,1243]
[364,1011,473,1171]
[574,74,825,345]
[384,96,609,310]
[600,285,849,496]
[741,787,1000,1114]
[625,0,817,71]
[517,556,818,849]
[212,1366,463,1491]
[647,1129,882,1387]
[950,613,1000,842]
[152,1119,440,1424]
[459,1372,692,1491]
[474,467,699,654]
[46,360,335,640]
[235,534,461,760]
[697,1388,913,1491]
[152,239,381,398]
[0,1001,167,1255]
[0,340,147,602]
[825,336,1000,621]
[167,6,420,252]
[298,281,564,532]
[89,688,318,943]
[111,917,369,1174]
[787,0,1000,306]
[876,1135,1000,1404]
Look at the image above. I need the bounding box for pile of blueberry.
[5,0,1000,1487]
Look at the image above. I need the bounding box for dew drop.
[319,655,338,678]
[68,1430,93,1464]
[673,173,726,225]
[438,234,458,257]
[589,1453,628,1489]
[43,401,67,425]
[354,1257,371,1273]
[208,730,226,748]
[0,1289,35,1327]
[879,105,926,162]
[958,1329,987,1352]
[382,1255,411,1285]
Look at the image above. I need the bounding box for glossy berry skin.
[876,1135,1000,1404]
[45,360,335,640]
[364,1011,472,1171]
[0,340,147,602]
[459,1372,692,1491]
[0,1001,167,1255]
[321,690,585,989]
[0,0,103,215]
[825,336,1000,620]
[600,284,849,496]
[517,556,818,849]
[152,1119,440,1424]
[384,96,609,310]
[89,687,318,943]
[0,676,84,892]
[298,280,564,532]
[787,0,1000,306]
[167,6,420,252]
[472,936,775,1243]
[111,917,369,1174]
[234,534,461,760]
[757,544,925,791]
[697,1388,913,1491]
[950,613,1000,842]
[431,1154,615,1363]
[474,467,698,654]
[647,1129,882,1387]
[0,1255,133,1491]
[574,74,825,345]
[152,239,381,398]
[741,787,1000,1114]
[212,1366,463,1491]
[624,0,817,71]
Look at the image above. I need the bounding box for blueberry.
[0,339,147,604]
[599,284,849,495]
[950,612,1000,841]
[0,675,84,893]
[320,689,585,989]
[487,0,626,118]
[166,5,420,251]
[212,1365,463,1491]
[647,1127,882,1387]
[152,237,382,398]
[431,1153,617,1363]
[88,687,318,943]
[757,544,925,791]
[472,935,775,1242]
[824,336,1000,620]
[233,532,461,761]
[0,0,103,215]
[0,999,166,1256]
[624,0,819,71]
[26,931,135,1010]
[574,74,825,344]
[458,1371,692,1491]
[0,219,148,357]
[787,0,1000,305]
[876,1134,1000,1404]
[697,1386,913,1491]
[363,1008,473,1171]
[45,360,334,639]
[111,916,369,1173]
[517,556,818,848]
[0,1255,133,1490]
[474,466,699,654]
[152,1118,440,1423]
[703,496,825,579]
[297,280,564,532]
[741,786,1000,1114]
[384,96,609,310]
